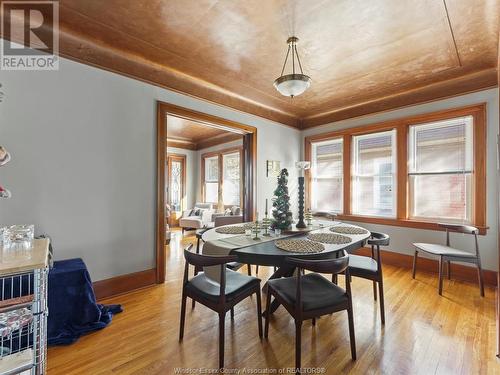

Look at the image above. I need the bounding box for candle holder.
[252,220,261,240]
[305,209,313,226]
[261,215,272,236]
[295,161,311,228]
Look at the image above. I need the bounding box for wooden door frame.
[156,101,257,283]
[166,153,187,227]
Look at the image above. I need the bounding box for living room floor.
[47,230,498,374]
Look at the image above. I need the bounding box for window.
[408,116,473,223]
[204,156,219,204]
[202,148,243,208]
[222,152,241,206]
[351,130,396,217]
[310,139,343,212]
[166,154,186,213]
[305,104,486,233]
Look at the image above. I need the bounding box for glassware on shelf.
[2,225,34,250]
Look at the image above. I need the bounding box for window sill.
[335,214,488,235]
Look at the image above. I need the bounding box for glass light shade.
[274,74,311,97]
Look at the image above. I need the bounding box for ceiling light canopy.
[274,36,311,98]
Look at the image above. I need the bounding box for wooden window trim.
[201,146,244,208]
[305,103,488,235]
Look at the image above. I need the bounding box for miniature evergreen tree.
[272,168,293,230]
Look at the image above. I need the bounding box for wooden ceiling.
[5,0,499,128]
[166,115,242,150]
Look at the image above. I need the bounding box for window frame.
[407,116,474,223]
[310,137,344,213]
[305,103,487,234]
[351,129,397,218]
[201,146,244,209]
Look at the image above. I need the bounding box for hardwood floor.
[48,231,499,374]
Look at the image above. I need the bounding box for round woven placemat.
[307,233,351,244]
[275,239,325,253]
[329,226,368,235]
[215,226,246,234]
[215,223,254,234]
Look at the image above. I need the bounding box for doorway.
[156,102,257,283]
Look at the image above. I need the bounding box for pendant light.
[274,36,311,98]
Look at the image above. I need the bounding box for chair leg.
[477,263,485,297]
[331,274,338,284]
[256,288,263,338]
[347,307,356,360]
[247,264,252,276]
[264,290,272,338]
[218,312,226,369]
[438,256,443,296]
[196,238,201,254]
[257,265,261,274]
[412,250,418,279]
[447,261,451,280]
[179,293,187,341]
[372,281,377,301]
[295,320,302,370]
[378,279,385,325]
[230,307,234,319]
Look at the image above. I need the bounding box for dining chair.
[412,223,484,296]
[179,244,263,368]
[264,254,356,369]
[344,232,389,324]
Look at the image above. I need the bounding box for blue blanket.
[48,258,122,345]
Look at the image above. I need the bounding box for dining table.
[201,220,371,314]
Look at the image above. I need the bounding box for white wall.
[0,49,301,281]
[302,89,499,271]
[166,146,198,210]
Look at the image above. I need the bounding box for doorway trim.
[156,101,257,283]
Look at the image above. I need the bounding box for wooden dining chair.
[412,223,484,296]
[264,254,356,369]
[345,232,389,324]
[179,244,263,368]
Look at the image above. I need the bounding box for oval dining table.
[201,220,371,315]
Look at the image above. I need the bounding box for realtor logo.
[1,1,59,70]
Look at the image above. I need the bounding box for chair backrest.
[312,211,337,221]
[368,232,390,247]
[183,247,238,267]
[194,202,213,210]
[438,223,478,235]
[182,244,238,304]
[438,223,479,256]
